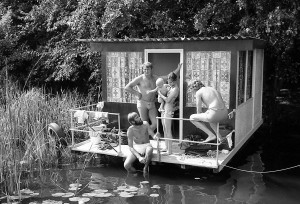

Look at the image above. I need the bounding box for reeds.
[0,84,92,195]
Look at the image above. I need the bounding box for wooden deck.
[71,139,232,170]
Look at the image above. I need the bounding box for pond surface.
[2,122,300,204]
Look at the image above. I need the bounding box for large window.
[106,52,143,103]
[185,51,231,108]
[238,50,254,105]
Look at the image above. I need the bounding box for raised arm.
[160,63,182,81]
[125,75,143,100]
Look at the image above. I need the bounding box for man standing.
[189,80,228,143]
[125,62,181,131]
[124,112,159,173]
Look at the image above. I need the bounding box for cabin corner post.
[179,49,184,141]
[70,110,74,146]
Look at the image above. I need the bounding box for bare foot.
[202,135,217,143]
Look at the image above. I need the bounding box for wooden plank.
[71,139,230,169]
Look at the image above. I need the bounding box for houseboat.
[69,36,265,172]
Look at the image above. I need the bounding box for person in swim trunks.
[125,62,182,131]
[189,79,228,143]
[124,112,159,173]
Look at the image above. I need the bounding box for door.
[145,49,183,139]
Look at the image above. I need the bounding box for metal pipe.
[156,116,192,121]
[118,113,122,153]
[216,122,220,168]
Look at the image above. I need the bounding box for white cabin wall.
[253,49,264,126]
[235,99,254,145]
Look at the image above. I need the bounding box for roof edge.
[77,35,265,43]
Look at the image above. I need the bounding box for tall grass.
[0,84,92,194]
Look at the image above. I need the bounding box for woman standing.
[157,72,179,154]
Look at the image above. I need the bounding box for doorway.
[144,49,183,139]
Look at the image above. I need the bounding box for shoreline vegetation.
[0,84,91,195]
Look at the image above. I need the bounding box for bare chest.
[139,77,156,90]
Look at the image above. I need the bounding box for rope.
[220,164,300,174]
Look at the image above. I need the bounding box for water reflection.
[218,150,266,203]
[2,145,300,204]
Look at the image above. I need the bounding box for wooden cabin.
[71,36,265,172]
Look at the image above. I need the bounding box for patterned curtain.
[237,51,246,105]
[106,52,143,103]
[186,51,231,108]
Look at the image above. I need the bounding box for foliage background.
[1,0,300,121]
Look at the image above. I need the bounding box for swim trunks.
[137,100,156,110]
[133,143,152,155]
[205,108,228,123]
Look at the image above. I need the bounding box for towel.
[226,131,233,149]
[74,110,88,124]
[94,112,108,120]
[97,102,105,110]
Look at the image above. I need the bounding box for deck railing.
[155,109,235,168]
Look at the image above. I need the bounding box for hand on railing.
[153,132,161,140]
[228,109,236,119]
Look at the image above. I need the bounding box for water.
[1,119,300,204]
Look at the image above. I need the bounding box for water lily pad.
[42,200,63,204]
[20,189,34,194]
[93,189,108,193]
[8,195,30,200]
[124,188,137,192]
[61,193,74,198]
[119,192,134,198]
[116,186,128,191]
[69,197,81,201]
[78,197,90,202]
[52,193,66,197]
[68,187,80,191]
[81,193,96,197]
[94,193,113,197]
[150,194,159,197]
[69,183,82,188]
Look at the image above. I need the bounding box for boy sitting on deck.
[124,112,159,173]
[146,78,170,112]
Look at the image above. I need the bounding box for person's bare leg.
[164,116,173,154]
[158,101,165,112]
[160,116,168,152]
[138,105,149,123]
[209,122,222,142]
[190,114,216,142]
[124,153,137,173]
[148,107,158,131]
[190,121,217,142]
[143,145,153,173]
